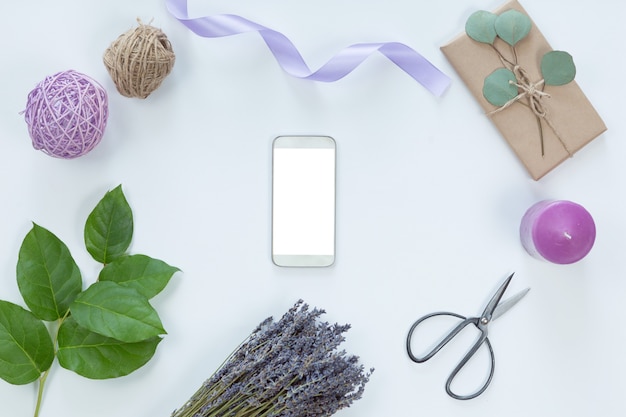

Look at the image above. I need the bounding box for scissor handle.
[406,311,495,400]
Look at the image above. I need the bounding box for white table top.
[1,1,623,416]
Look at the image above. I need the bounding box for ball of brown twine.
[103,20,175,99]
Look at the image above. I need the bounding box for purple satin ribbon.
[165,0,451,96]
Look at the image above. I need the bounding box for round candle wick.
[563,231,572,240]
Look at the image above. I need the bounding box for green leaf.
[494,9,531,46]
[70,281,165,343]
[85,185,133,264]
[483,68,519,106]
[16,223,82,321]
[541,50,576,86]
[99,254,179,299]
[0,300,54,385]
[57,317,161,379]
[465,10,498,44]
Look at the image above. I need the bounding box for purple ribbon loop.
[165,0,451,96]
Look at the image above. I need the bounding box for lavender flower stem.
[170,301,373,417]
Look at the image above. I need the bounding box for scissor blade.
[481,273,515,319]
[491,288,530,322]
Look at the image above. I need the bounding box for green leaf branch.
[0,185,179,417]
[466,9,576,156]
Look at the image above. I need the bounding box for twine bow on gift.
[498,66,550,115]
[465,9,577,157]
[487,65,571,157]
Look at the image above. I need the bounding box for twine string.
[103,19,175,98]
[23,70,108,159]
[488,65,572,156]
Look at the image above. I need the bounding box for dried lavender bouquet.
[171,300,373,417]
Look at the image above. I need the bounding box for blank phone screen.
[272,136,335,267]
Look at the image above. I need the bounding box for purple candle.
[520,200,596,264]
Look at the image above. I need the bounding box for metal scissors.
[406,273,530,400]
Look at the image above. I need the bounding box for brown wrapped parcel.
[441,0,606,180]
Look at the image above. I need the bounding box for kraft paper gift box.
[441,0,606,180]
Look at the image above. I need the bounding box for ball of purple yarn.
[24,70,108,159]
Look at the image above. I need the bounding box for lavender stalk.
[171,300,373,417]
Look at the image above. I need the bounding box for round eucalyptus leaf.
[57,317,162,379]
[0,300,54,385]
[494,9,531,46]
[541,50,576,86]
[483,68,519,107]
[465,10,498,44]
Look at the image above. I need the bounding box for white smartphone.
[272,136,336,267]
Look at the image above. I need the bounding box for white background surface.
[0,0,623,416]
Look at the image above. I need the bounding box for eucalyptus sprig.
[0,185,179,417]
[465,9,576,156]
